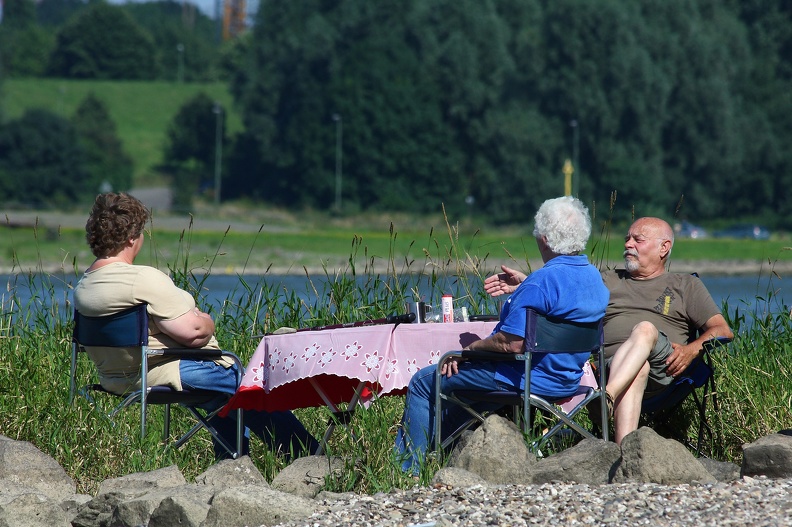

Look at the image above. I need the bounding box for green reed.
[0,215,790,495]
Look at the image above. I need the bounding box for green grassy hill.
[4,78,243,186]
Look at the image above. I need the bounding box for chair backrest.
[525,309,603,355]
[73,304,149,348]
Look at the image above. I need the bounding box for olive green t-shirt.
[73,263,225,394]
[601,270,721,358]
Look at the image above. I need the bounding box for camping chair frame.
[433,308,607,454]
[640,336,731,456]
[69,304,244,458]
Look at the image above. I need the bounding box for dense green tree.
[163,92,225,208]
[0,0,54,76]
[229,0,518,216]
[223,0,792,224]
[732,0,792,226]
[72,92,134,195]
[47,2,159,79]
[123,1,221,82]
[36,0,88,27]
[0,109,89,207]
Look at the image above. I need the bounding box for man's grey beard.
[624,250,639,272]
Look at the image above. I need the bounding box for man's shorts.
[645,331,675,396]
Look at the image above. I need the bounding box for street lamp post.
[176,43,184,83]
[332,113,343,212]
[570,119,579,196]
[213,102,223,206]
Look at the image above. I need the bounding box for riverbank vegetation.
[0,219,790,495]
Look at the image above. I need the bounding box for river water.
[3,272,788,326]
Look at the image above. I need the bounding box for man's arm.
[156,308,216,348]
[441,331,524,377]
[666,313,733,377]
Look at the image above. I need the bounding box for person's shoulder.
[600,268,629,281]
[130,265,177,285]
[663,272,703,284]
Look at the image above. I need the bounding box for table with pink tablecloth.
[225,322,498,413]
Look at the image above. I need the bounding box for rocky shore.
[5,419,792,527]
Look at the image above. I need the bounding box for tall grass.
[0,216,789,496]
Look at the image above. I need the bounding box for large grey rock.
[195,456,267,488]
[71,492,125,527]
[699,457,740,482]
[0,492,71,527]
[202,484,318,527]
[110,485,214,527]
[270,455,345,498]
[59,494,93,526]
[612,427,716,484]
[741,433,792,478]
[0,436,76,501]
[148,494,212,527]
[96,465,186,499]
[529,438,621,485]
[448,415,536,484]
[432,467,489,488]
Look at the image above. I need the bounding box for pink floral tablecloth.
[225,322,498,412]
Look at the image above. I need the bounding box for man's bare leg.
[605,321,659,444]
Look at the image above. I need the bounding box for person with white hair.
[485,217,733,445]
[394,196,609,474]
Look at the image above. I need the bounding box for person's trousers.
[393,361,513,474]
[179,359,319,459]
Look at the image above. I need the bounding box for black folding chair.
[68,304,244,458]
[434,308,608,454]
[640,336,731,456]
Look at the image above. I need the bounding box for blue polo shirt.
[492,255,609,398]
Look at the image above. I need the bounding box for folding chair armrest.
[150,348,245,377]
[702,336,732,353]
[152,348,222,358]
[460,349,524,362]
[437,349,523,370]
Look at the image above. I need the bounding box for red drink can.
[442,294,454,323]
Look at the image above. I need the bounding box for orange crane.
[223,0,247,40]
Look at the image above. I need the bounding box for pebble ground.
[276,477,792,527]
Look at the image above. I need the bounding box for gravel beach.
[277,477,792,527]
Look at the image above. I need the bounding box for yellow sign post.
[562,159,574,196]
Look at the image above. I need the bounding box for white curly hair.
[532,196,591,255]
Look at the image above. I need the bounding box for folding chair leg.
[437,393,490,451]
[163,404,171,443]
[174,406,241,459]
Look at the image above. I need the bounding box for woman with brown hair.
[74,192,318,459]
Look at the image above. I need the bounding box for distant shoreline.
[2,258,790,277]
[2,208,790,278]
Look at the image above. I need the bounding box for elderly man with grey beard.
[484,217,733,445]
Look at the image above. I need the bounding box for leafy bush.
[0,109,90,208]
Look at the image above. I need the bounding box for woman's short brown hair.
[85,193,150,258]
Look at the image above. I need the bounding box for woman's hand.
[483,265,526,297]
